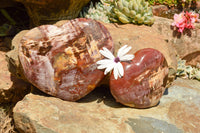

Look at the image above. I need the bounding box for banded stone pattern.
[19,18,114,101]
[110,48,168,108]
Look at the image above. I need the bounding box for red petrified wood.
[19,18,114,101]
[110,48,169,108]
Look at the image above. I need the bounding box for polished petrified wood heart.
[110,48,168,108]
[19,18,114,101]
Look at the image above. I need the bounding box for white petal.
[117,62,124,78]
[117,45,127,57]
[97,64,108,69]
[96,59,113,65]
[117,45,132,58]
[97,59,113,69]
[113,64,119,80]
[104,63,115,75]
[100,47,115,60]
[113,62,124,80]
[120,54,134,61]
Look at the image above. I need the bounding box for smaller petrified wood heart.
[19,18,114,101]
[110,48,168,108]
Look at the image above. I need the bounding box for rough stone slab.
[13,78,200,133]
[0,104,15,133]
[0,50,31,103]
[152,16,200,67]
[6,30,28,80]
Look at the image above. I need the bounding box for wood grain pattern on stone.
[110,48,168,108]
[19,18,114,101]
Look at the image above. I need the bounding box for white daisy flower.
[97,45,134,80]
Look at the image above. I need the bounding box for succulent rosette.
[112,0,155,25]
[80,0,155,25]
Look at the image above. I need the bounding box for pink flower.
[172,12,186,26]
[190,12,200,23]
[172,12,187,33]
[172,11,199,33]
[185,12,195,29]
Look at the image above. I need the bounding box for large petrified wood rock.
[110,48,168,108]
[19,18,114,101]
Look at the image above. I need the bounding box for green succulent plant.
[176,57,200,81]
[80,0,155,26]
[147,0,178,7]
[80,1,113,23]
[112,0,155,25]
[147,0,197,9]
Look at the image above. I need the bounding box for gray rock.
[13,78,200,133]
[126,117,183,133]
